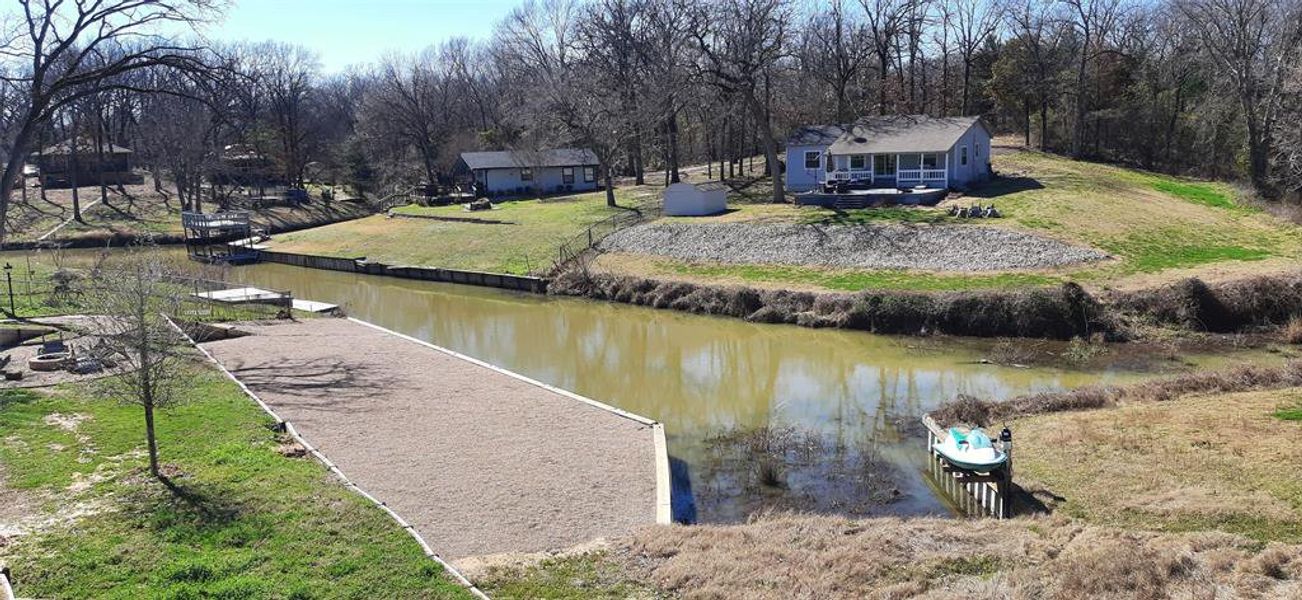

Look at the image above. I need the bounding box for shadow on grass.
[965,176,1045,199]
[155,475,245,526]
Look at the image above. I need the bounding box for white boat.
[932,427,1007,471]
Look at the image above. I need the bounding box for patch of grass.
[661,260,1060,292]
[0,371,472,599]
[477,553,662,600]
[1095,230,1272,273]
[1150,179,1239,210]
[272,189,654,275]
[1274,400,1302,421]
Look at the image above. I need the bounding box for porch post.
[944,152,950,189]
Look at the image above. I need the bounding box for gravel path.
[201,318,659,563]
[601,222,1108,272]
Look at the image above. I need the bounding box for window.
[921,153,939,169]
[583,166,596,182]
[562,167,575,184]
[960,146,969,166]
[849,155,866,170]
[520,167,533,181]
[874,154,895,176]
[804,151,820,169]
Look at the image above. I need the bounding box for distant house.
[30,138,135,188]
[785,116,992,192]
[456,148,600,197]
[214,144,281,186]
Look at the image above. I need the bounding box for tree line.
[1,0,1300,240]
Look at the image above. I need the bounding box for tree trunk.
[604,169,616,207]
[668,113,681,184]
[1024,98,1032,147]
[144,401,160,478]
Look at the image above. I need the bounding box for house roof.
[826,116,987,155]
[460,148,598,170]
[786,124,848,146]
[36,139,133,156]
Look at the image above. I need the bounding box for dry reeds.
[932,360,1302,427]
[1284,316,1302,344]
[550,269,1115,340]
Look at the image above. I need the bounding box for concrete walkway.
[201,318,664,563]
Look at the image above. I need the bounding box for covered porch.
[821,151,949,189]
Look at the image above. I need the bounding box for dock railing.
[921,414,1014,519]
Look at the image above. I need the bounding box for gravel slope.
[600,222,1108,272]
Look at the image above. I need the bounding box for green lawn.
[267,189,654,275]
[0,370,472,599]
[596,151,1302,293]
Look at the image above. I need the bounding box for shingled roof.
[460,148,598,170]
[36,138,133,156]
[826,116,988,155]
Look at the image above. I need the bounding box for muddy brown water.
[8,248,1286,523]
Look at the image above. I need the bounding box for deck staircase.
[832,196,871,210]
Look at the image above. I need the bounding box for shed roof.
[826,116,987,155]
[36,139,133,156]
[460,148,598,170]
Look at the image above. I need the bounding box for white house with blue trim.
[785,116,993,193]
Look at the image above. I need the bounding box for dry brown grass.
[602,514,1301,599]
[1010,387,1302,543]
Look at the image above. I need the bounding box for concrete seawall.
[257,249,549,293]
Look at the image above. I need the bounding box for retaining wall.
[257,250,549,294]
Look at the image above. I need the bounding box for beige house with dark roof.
[785,116,993,192]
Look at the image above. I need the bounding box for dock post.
[999,427,1013,518]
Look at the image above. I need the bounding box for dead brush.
[1284,316,1302,344]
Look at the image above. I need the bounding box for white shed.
[663,182,728,216]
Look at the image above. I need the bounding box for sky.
[198,0,521,73]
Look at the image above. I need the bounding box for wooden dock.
[921,414,1014,519]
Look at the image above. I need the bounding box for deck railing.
[897,169,947,183]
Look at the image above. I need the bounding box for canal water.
[12,249,1280,522]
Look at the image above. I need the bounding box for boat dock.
[199,318,668,563]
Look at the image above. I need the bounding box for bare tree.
[1177,0,1302,194]
[85,248,192,479]
[691,0,792,202]
[860,0,912,115]
[951,0,1003,115]
[801,0,870,122]
[0,0,222,242]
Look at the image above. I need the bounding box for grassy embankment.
[0,367,472,599]
[592,150,1302,293]
[265,188,654,275]
[477,368,1302,599]
[5,183,372,244]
